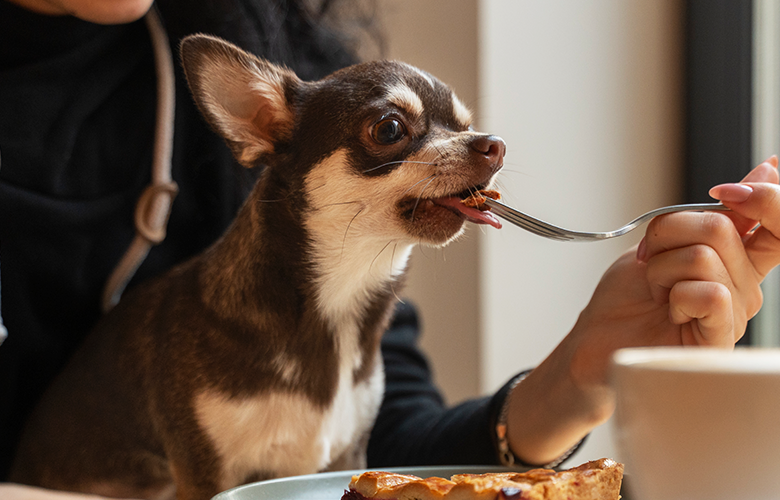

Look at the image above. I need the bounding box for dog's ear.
[180,34,301,167]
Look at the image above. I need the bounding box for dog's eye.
[372,118,406,145]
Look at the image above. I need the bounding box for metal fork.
[483,198,731,242]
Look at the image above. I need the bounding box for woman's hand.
[505,157,780,466]
[571,156,780,386]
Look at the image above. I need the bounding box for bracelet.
[496,373,527,467]
[495,372,581,469]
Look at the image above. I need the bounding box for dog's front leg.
[156,407,225,500]
[167,449,223,500]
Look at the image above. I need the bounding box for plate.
[212,466,513,500]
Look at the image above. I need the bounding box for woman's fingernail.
[636,237,647,263]
[709,183,753,202]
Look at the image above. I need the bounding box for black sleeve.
[368,301,524,467]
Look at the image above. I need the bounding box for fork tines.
[485,199,574,241]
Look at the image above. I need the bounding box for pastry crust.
[345,458,623,500]
[461,190,501,210]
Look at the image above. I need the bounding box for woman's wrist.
[503,338,613,466]
[495,372,528,466]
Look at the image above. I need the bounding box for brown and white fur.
[9,34,505,500]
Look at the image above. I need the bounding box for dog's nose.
[470,135,506,158]
[470,135,506,174]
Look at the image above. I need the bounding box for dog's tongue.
[433,197,502,229]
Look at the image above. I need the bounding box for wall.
[374,0,683,463]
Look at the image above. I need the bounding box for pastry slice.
[343,458,623,500]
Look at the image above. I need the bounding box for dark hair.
[156,0,374,80]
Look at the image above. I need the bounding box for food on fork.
[432,189,503,228]
[462,189,501,210]
[342,458,623,500]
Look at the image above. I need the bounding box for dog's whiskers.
[256,191,294,203]
[318,200,362,210]
[363,160,437,174]
[411,176,437,222]
[367,240,407,305]
[450,171,482,198]
[341,207,365,259]
[388,242,405,304]
[401,174,438,198]
[369,239,396,273]
[431,142,447,161]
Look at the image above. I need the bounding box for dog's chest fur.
[194,354,383,487]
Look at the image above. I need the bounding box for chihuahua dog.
[10,34,504,500]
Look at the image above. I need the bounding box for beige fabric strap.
[101,7,178,312]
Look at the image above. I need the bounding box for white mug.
[611,346,780,500]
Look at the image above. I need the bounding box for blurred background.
[348,0,778,463]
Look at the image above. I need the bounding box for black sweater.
[0,1,511,480]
